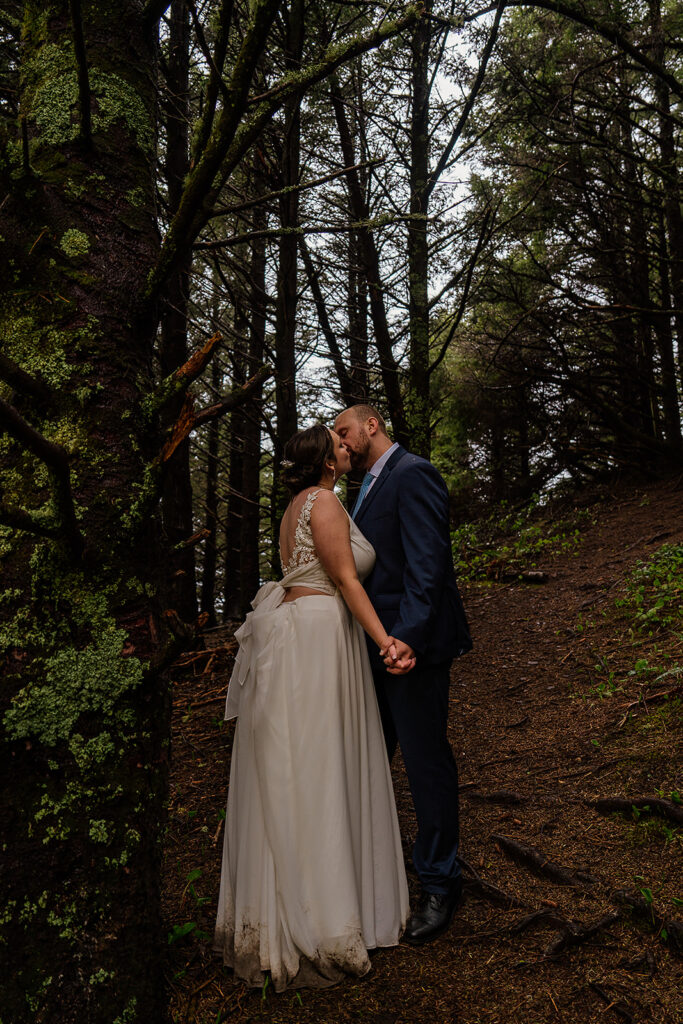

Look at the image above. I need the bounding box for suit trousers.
[372,660,460,895]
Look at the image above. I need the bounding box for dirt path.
[164,477,683,1023]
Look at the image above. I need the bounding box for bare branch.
[0,397,83,556]
[426,0,504,199]
[0,353,52,403]
[299,236,356,404]
[142,2,423,309]
[429,207,493,374]
[157,364,273,463]
[142,0,172,27]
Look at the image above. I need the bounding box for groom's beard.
[347,435,371,470]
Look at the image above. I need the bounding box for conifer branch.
[152,331,223,416]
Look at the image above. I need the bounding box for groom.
[334,404,471,945]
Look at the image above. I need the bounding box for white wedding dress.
[214,489,409,991]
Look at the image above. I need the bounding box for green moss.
[125,186,146,208]
[1,309,73,387]
[60,228,90,258]
[4,626,144,746]
[25,42,154,155]
[88,819,111,844]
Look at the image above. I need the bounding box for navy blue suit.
[354,446,471,895]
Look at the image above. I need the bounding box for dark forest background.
[0,1,680,1021]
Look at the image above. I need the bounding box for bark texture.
[0,4,168,1021]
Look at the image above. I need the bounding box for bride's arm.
[310,491,395,654]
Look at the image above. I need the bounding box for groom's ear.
[366,417,379,436]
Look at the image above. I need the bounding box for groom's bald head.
[339,404,388,434]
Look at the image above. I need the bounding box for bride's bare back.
[279,487,331,602]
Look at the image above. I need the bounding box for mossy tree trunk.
[0,4,168,1021]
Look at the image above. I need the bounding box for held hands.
[379,636,416,675]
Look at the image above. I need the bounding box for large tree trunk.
[0,4,168,1022]
[159,0,198,621]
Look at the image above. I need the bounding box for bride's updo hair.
[281,424,335,495]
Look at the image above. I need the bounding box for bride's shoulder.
[309,487,347,520]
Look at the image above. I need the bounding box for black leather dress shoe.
[403,885,463,946]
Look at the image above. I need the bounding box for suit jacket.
[354,446,472,667]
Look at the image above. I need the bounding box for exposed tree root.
[594,796,683,827]
[590,981,637,1023]
[492,834,597,888]
[463,876,529,910]
[545,910,621,955]
[613,890,683,953]
[466,790,529,806]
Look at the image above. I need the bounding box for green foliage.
[615,544,683,633]
[451,496,589,581]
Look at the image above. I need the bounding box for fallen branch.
[459,854,528,908]
[618,686,683,726]
[492,834,596,888]
[463,876,529,909]
[509,907,571,935]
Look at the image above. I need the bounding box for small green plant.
[451,498,590,581]
[184,867,209,909]
[615,544,683,632]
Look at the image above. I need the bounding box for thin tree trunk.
[224,317,247,620]
[331,78,409,445]
[271,0,304,549]
[406,7,432,457]
[160,0,197,621]
[650,0,683,405]
[240,178,268,608]
[200,357,221,625]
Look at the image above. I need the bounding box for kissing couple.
[214,404,471,991]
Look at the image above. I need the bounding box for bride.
[214,423,410,991]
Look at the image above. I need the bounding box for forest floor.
[163,475,683,1024]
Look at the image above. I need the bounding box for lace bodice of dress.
[280,488,321,576]
[279,488,376,589]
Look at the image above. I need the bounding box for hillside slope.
[164,476,683,1024]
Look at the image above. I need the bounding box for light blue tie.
[351,472,374,519]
